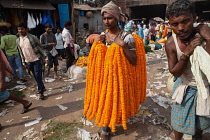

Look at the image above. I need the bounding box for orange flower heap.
[84,35,146,132]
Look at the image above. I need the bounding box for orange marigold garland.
[84,35,146,132]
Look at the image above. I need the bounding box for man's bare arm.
[165,39,188,78]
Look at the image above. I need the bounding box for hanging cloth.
[36,14,39,25]
[27,12,33,29]
[41,11,54,28]
[40,13,42,23]
[31,13,36,28]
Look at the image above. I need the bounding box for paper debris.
[23,127,34,137]
[55,96,62,100]
[45,78,55,83]
[77,128,91,140]
[0,109,9,117]
[17,81,25,85]
[47,88,53,91]
[64,79,74,82]
[57,104,68,111]
[8,85,27,90]
[22,116,30,120]
[6,119,14,123]
[81,118,93,126]
[41,120,52,131]
[25,117,42,127]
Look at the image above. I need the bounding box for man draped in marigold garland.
[83,1,147,139]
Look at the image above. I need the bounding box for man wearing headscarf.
[83,1,146,140]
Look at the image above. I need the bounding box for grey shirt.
[40,33,57,54]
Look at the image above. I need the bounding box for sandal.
[21,102,32,114]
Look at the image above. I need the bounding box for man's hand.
[114,37,126,47]
[196,24,210,40]
[184,36,202,55]
[94,35,106,42]
[47,43,55,46]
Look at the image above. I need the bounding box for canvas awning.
[0,0,55,10]
[74,4,101,11]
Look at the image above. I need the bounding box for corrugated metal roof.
[74,4,101,11]
[0,0,55,10]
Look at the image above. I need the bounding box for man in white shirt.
[70,39,80,60]
[62,21,75,70]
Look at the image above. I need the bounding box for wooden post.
[71,0,75,39]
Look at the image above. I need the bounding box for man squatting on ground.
[0,49,32,129]
[17,22,46,100]
[165,0,210,140]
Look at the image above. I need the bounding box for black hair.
[57,27,62,31]
[45,23,52,28]
[17,22,27,28]
[166,0,195,19]
[102,11,107,16]
[64,20,72,27]
[0,26,9,33]
[124,14,129,20]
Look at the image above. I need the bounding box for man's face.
[17,27,27,36]
[45,27,52,33]
[102,13,118,29]
[169,11,195,39]
[66,25,72,30]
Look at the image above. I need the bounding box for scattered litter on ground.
[0,109,9,117]
[5,77,11,82]
[55,96,62,100]
[29,94,39,99]
[64,79,74,82]
[22,116,30,120]
[159,134,173,140]
[81,117,93,126]
[61,85,73,89]
[41,120,52,131]
[47,88,53,91]
[6,119,14,123]
[77,128,91,140]
[25,117,42,127]
[57,104,68,111]
[69,88,73,93]
[150,95,171,109]
[16,81,25,85]
[7,132,10,134]
[45,78,55,83]
[8,85,27,90]
[139,136,152,140]
[76,97,84,101]
[23,127,34,137]
[91,133,100,140]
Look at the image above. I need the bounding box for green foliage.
[10,90,25,98]
[144,45,153,53]
[43,121,83,140]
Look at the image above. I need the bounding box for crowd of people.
[1,0,210,140]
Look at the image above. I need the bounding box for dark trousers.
[151,35,156,42]
[26,60,45,94]
[56,49,65,59]
[65,47,75,70]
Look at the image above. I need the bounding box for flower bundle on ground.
[75,56,88,67]
[84,34,146,132]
